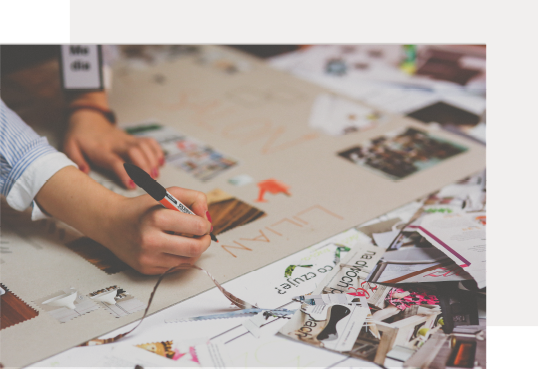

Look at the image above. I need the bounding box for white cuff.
[31,201,50,221]
[6,152,78,219]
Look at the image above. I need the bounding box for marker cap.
[123,163,166,201]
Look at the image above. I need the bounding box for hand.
[63,109,164,189]
[100,187,212,275]
[37,167,212,275]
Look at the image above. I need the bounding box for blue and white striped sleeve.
[1,99,77,219]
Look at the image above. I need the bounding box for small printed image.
[88,285,145,318]
[136,340,201,366]
[206,188,266,235]
[125,123,238,181]
[35,288,100,323]
[1,283,39,330]
[228,174,255,187]
[338,127,467,180]
[66,237,129,274]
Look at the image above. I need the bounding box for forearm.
[35,166,124,242]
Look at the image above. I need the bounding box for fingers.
[134,232,209,275]
[138,138,161,178]
[105,153,137,189]
[166,186,209,217]
[63,140,90,174]
[151,208,211,237]
[144,137,165,167]
[155,232,211,258]
[126,145,153,178]
[124,137,163,179]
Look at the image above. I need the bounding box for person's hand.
[100,187,212,275]
[36,167,213,276]
[63,109,164,189]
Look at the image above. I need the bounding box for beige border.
[69,0,538,327]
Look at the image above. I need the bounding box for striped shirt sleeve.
[0,99,76,214]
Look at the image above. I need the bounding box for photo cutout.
[1,283,39,330]
[125,123,238,181]
[35,287,100,323]
[66,236,129,274]
[206,188,266,235]
[88,285,145,318]
[338,127,467,180]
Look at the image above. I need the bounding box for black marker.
[124,163,218,243]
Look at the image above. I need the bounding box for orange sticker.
[256,179,291,202]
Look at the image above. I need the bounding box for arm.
[1,99,211,275]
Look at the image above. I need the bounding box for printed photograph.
[1,283,39,330]
[66,237,129,274]
[88,285,145,318]
[338,127,467,180]
[35,288,100,323]
[125,123,238,181]
[206,188,266,235]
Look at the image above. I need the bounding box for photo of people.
[338,127,467,180]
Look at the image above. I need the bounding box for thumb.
[64,140,90,173]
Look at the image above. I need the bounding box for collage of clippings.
[277,169,486,368]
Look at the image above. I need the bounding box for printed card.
[338,127,467,180]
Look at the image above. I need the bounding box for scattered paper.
[411,212,486,288]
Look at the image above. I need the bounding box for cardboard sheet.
[0,45,485,368]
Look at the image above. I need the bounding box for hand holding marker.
[123,163,218,243]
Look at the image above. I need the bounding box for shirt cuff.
[6,152,78,218]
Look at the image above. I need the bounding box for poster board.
[0,46,485,367]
